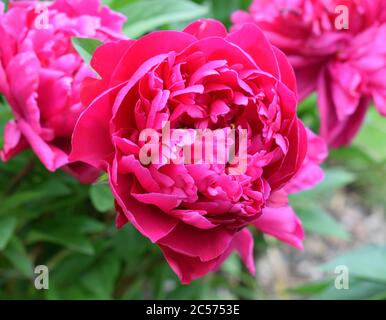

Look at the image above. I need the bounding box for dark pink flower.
[0,0,126,182]
[232,0,386,147]
[71,19,316,283]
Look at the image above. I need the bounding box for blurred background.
[0,0,385,300]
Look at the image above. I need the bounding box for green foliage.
[354,108,386,163]
[297,93,320,132]
[0,216,17,250]
[115,0,209,38]
[89,183,115,213]
[71,37,103,66]
[289,168,353,240]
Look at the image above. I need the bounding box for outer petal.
[265,117,308,190]
[226,23,280,79]
[230,10,254,30]
[91,40,135,80]
[161,228,255,284]
[158,223,234,262]
[61,162,100,184]
[6,52,40,124]
[215,228,256,276]
[160,245,220,284]
[51,0,127,33]
[0,120,29,161]
[254,206,304,250]
[272,46,297,95]
[295,65,320,101]
[317,66,370,148]
[373,89,386,116]
[111,31,197,85]
[70,84,125,169]
[183,19,227,39]
[285,129,328,193]
[109,165,178,243]
[17,119,68,171]
[80,40,135,107]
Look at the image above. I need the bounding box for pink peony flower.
[232,0,386,148]
[70,19,323,283]
[0,0,126,182]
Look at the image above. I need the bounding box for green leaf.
[121,278,145,299]
[39,179,72,197]
[0,95,12,147]
[210,0,240,26]
[314,278,386,300]
[322,245,386,283]
[47,285,100,300]
[0,191,47,216]
[90,183,114,213]
[71,37,102,65]
[221,252,242,275]
[48,253,95,288]
[3,237,33,277]
[119,0,209,38]
[297,93,319,130]
[0,216,17,250]
[80,252,121,299]
[68,216,105,233]
[315,168,356,193]
[33,215,105,234]
[292,202,350,240]
[27,230,95,255]
[298,93,317,112]
[354,107,386,162]
[288,278,332,295]
[296,168,356,199]
[106,0,138,10]
[329,146,374,169]
[289,168,352,240]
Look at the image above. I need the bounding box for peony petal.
[226,23,280,79]
[183,19,227,39]
[0,120,29,161]
[109,165,178,243]
[61,162,100,184]
[111,31,196,85]
[158,223,234,262]
[160,245,220,284]
[295,65,321,101]
[215,228,256,275]
[90,40,135,80]
[272,46,297,95]
[317,67,370,148]
[285,129,328,193]
[168,210,217,230]
[254,205,304,250]
[70,84,125,169]
[17,119,68,171]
